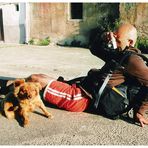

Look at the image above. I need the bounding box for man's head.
[114,23,137,50]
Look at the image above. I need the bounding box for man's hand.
[136,112,148,127]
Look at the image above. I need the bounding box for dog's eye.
[20,90,26,95]
[27,94,32,98]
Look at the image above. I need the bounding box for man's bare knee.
[26,74,55,88]
[26,74,40,82]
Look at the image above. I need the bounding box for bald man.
[90,23,148,127]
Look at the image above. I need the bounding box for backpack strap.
[93,72,112,109]
[93,52,131,109]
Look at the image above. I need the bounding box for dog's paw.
[5,112,15,120]
[47,113,54,119]
[23,124,28,128]
[23,119,29,127]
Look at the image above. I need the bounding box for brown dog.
[2,79,53,127]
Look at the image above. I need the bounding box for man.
[89,23,148,127]
[1,23,148,127]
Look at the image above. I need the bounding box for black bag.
[97,84,129,119]
[78,60,132,119]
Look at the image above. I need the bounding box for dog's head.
[13,79,42,100]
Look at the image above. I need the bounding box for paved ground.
[0,44,148,145]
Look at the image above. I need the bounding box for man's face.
[114,32,130,50]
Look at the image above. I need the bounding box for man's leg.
[26,74,55,89]
[0,74,55,95]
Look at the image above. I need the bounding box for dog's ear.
[35,82,42,90]
[14,79,25,87]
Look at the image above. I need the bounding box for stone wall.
[120,3,148,38]
[29,3,119,46]
[29,3,82,42]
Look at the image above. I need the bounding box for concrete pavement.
[0,44,148,145]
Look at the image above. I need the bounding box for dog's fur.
[2,79,53,127]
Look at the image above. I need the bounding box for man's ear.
[14,79,25,87]
[128,39,134,46]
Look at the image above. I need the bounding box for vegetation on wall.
[28,37,50,46]
[89,18,121,47]
[88,4,120,46]
[102,18,121,32]
[136,37,148,54]
[95,3,120,32]
[124,3,135,11]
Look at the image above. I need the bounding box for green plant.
[28,37,51,46]
[113,18,122,31]
[136,37,148,53]
[38,37,50,46]
[124,3,135,12]
[28,38,34,45]
[97,17,121,33]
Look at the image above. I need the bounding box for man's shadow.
[43,98,138,126]
[0,76,16,94]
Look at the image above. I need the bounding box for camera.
[107,33,117,49]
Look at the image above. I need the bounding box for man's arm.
[126,54,148,86]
